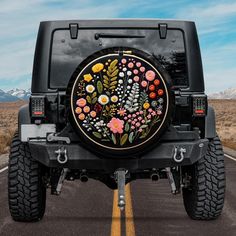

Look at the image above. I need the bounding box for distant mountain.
[0,89,20,102]
[7,88,31,101]
[209,88,236,99]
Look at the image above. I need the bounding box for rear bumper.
[29,138,208,172]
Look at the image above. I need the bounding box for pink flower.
[133,69,139,75]
[124,117,128,120]
[134,118,137,122]
[107,118,124,134]
[138,128,143,132]
[151,111,156,116]
[132,114,136,118]
[128,114,131,118]
[140,66,145,72]
[157,110,162,115]
[121,59,127,64]
[138,117,142,121]
[76,98,86,107]
[136,122,141,127]
[136,62,141,67]
[141,120,145,124]
[128,119,132,123]
[148,108,153,113]
[145,70,156,81]
[141,81,148,87]
[147,114,151,119]
[117,108,127,116]
[136,111,140,115]
[140,111,144,115]
[131,126,135,130]
[131,121,136,125]
[133,76,139,82]
[128,62,134,68]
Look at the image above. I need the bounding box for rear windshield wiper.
[95,33,145,40]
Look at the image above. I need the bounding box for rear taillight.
[30,96,45,118]
[192,95,207,117]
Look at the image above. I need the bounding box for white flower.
[118,79,123,84]
[111,95,118,103]
[86,85,95,93]
[122,67,127,71]
[128,79,132,84]
[119,72,125,77]
[98,94,109,105]
[127,71,132,76]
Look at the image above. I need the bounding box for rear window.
[50,29,187,89]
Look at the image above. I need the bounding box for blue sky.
[0,0,235,93]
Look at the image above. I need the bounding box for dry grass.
[0,100,235,154]
[209,99,236,150]
[0,101,26,154]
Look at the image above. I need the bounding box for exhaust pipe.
[150,172,159,181]
[80,173,88,182]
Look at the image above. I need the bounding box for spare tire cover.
[67,48,171,156]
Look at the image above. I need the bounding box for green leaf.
[129,132,134,143]
[140,125,148,129]
[92,132,102,139]
[111,69,118,77]
[86,95,91,104]
[97,81,103,94]
[111,77,117,81]
[92,97,97,104]
[120,134,128,146]
[110,59,118,69]
[111,133,116,144]
[110,81,117,86]
[125,122,129,132]
[92,92,97,98]
[140,133,147,139]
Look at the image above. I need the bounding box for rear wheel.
[8,133,46,222]
[182,136,225,220]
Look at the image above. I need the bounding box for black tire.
[182,136,225,220]
[8,133,46,222]
[67,47,173,158]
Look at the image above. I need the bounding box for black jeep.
[8,19,225,221]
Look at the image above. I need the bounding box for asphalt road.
[0,155,236,236]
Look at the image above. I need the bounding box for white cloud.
[0,0,235,92]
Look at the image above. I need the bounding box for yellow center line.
[111,189,121,236]
[125,184,135,236]
[110,183,135,236]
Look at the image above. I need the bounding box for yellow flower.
[92,63,104,73]
[143,102,150,109]
[111,95,118,103]
[83,73,93,82]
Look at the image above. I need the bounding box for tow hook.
[55,146,68,164]
[173,147,186,163]
[115,169,127,211]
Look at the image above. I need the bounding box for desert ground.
[0,100,235,154]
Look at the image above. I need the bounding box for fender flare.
[18,104,31,135]
[205,106,216,139]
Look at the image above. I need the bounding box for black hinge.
[159,23,167,39]
[69,23,79,39]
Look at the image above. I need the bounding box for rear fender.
[205,106,216,139]
[18,104,31,135]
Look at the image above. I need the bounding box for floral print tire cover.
[70,50,170,152]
